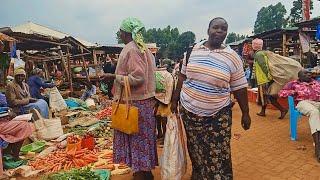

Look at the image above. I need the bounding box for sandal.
[256,112,266,117]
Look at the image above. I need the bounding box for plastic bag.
[3,155,27,169]
[49,87,67,112]
[13,58,25,70]
[93,169,111,180]
[33,109,64,140]
[160,113,187,180]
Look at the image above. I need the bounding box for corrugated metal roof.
[11,22,96,47]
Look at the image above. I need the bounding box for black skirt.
[180,105,233,180]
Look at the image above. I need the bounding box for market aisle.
[112,102,320,180]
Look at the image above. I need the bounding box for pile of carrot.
[95,107,112,119]
[29,148,99,173]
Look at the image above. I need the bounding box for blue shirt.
[27,75,55,99]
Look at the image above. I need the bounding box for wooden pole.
[43,62,49,80]
[93,50,98,76]
[282,33,287,56]
[66,47,73,92]
[57,46,69,82]
[80,46,90,82]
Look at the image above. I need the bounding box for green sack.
[20,141,46,154]
[155,72,165,93]
[93,169,111,180]
[3,154,27,169]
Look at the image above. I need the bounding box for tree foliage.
[226,33,247,44]
[253,2,287,34]
[116,26,195,60]
[287,0,314,26]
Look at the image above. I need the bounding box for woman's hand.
[241,113,251,130]
[100,73,116,81]
[8,110,16,119]
[29,98,37,103]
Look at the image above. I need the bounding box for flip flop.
[256,113,266,117]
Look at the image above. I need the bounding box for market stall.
[1,92,130,179]
[0,32,16,87]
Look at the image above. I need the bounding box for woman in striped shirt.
[172,17,251,180]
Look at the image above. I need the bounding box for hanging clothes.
[316,23,320,41]
[0,53,10,70]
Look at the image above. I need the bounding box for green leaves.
[254,0,316,34]
[226,33,247,44]
[254,2,287,34]
[287,0,314,26]
[45,167,101,180]
[116,26,195,60]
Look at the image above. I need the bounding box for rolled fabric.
[252,38,264,51]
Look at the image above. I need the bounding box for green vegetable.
[43,167,101,180]
[67,126,88,136]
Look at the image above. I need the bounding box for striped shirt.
[180,42,248,117]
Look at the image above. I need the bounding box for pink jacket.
[113,41,156,101]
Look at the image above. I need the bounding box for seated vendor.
[80,81,96,101]
[0,110,33,178]
[27,68,55,103]
[279,69,320,163]
[5,68,49,118]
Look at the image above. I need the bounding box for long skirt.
[180,105,233,180]
[0,117,34,175]
[113,98,158,172]
[22,99,49,119]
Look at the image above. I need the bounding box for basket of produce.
[66,135,82,152]
[20,141,46,154]
[81,133,95,150]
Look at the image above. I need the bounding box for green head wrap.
[120,17,147,53]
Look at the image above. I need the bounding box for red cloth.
[279,80,320,102]
[0,119,33,175]
[242,43,253,56]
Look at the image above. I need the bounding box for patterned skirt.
[113,98,158,172]
[180,105,233,180]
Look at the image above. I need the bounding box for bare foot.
[315,144,320,163]
[279,110,288,119]
[256,112,266,117]
[0,174,8,180]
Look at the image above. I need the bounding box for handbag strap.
[124,76,131,119]
[112,76,133,119]
[112,80,125,115]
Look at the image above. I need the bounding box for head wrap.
[252,38,264,51]
[14,68,26,76]
[120,17,147,53]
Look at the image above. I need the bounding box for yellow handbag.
[111,76,139,134]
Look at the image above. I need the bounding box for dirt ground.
[17,102,320,180]
[112,102,320,180]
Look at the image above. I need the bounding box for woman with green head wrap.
[119,17,147,53]
[102,17,157,180]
